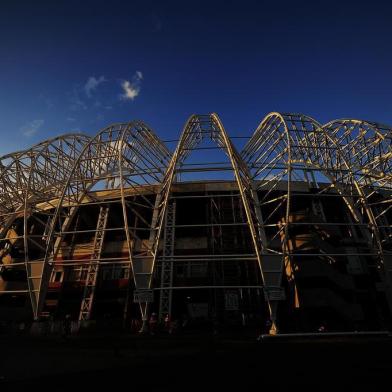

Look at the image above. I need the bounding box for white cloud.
[21,120,44,137]
[120,71,143,101]
[84,75,106,98]
[121,80,140,100]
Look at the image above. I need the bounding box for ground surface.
[1,332,391,391]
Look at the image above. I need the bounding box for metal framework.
[243,113,392,319]
[158,200,176,321]
[0,134,90,314]
[322,119,392,306]
[79,205,110,321]
[1,112,391,334]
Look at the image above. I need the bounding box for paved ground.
[1,333,392,391]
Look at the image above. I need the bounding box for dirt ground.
[1,333,391,391]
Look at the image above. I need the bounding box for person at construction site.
[318,323,326,333]
[130,318,141,333]
[149,312,158,335]
[164,313,171,333]
[265,318,272,333]
[212,314,219,335]
[170,320,177,334]
[62,314,72,339]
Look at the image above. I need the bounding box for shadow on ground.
[0,333,391,391]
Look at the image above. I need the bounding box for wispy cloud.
[21,119,44,137]
[38,94,55,109]
[120,71,143,101]
[84,75,106,98]
[45,98,54,109]
[66,71,141,115]
[69,86,87,111]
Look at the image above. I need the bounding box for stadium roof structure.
[0,112,391,332]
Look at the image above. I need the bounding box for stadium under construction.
[0,112,391,336]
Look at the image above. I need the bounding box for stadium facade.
[0,112,391,335]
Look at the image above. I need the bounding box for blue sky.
[1,0,392,155]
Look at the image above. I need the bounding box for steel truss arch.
[242,112,322,325]
[36,122,171,320]
[322,119,392,182]
[0,134,91,232]
[322,119,392,307]
[1,112,392,333]
[146,113,282,332]
[323,119,392,246]
[242,112,392,324]
[0,134,90,214]
[0,134,91,314]
[311,120,391,299]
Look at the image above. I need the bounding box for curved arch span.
[242,112,392,325]
[147,113,283,333]
[35,122,171,320]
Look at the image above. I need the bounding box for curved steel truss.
[323,119,392,246]
[242,113,392,323]
[146,114,282,331]
[38,122,171,320]
[0,112,391,333]
[0,134,91,314]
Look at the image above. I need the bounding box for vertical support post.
[36,206,80,319]
[79,205,110,322]
[158,200,176,321]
